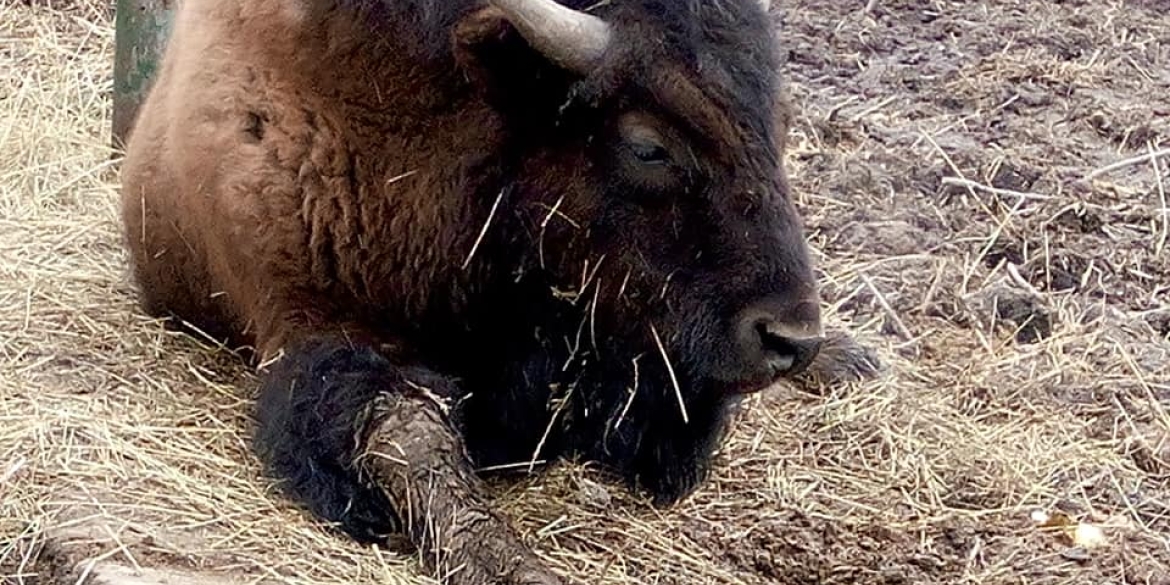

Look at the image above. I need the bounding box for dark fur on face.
[440,0,816,503]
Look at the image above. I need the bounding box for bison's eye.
[613,115,687,203]
[619,118,672,167]
[630,141,670,166]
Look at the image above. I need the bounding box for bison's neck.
[222,1,475,114]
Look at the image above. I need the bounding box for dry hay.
[2,1,1169,584]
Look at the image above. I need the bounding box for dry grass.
[2,1,1169,584]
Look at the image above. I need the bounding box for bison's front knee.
[252,337,403,542]
[253,335,568,585]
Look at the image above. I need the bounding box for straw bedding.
[2,1,1168,583]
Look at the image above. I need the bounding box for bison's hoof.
[797,331,882,387]
[512,570,570,585]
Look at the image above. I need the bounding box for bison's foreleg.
[253,336,566,585]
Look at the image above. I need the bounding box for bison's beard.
[567,360,743,506]
[452,244,749,506]
[457,307,743,507]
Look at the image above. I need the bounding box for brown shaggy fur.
[118,1,878,582]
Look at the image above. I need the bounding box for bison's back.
[119,0,508,357]
[120,0,366,351]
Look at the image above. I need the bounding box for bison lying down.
[118,0,878,582]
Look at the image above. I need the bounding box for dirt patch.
[2,1,1169,585]
[31,496,273,585]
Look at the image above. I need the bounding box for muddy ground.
[2,1,1168,584]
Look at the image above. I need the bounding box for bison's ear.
[452,6,578,116]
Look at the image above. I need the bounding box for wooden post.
[112,0,174,148]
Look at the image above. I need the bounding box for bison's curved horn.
[490,0,612,73]
[758,0,772,10]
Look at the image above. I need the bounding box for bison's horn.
[758,0,772,11]
[490,0,612,73]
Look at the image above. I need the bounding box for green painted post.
[112,0,174,148]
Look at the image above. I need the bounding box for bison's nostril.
[755,321,823,376]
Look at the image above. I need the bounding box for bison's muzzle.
[731,298,825,393]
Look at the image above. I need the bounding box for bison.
[118,0,878,582]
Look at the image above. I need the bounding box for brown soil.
[3,1,1168,584]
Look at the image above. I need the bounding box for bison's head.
[455,0,823,502]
